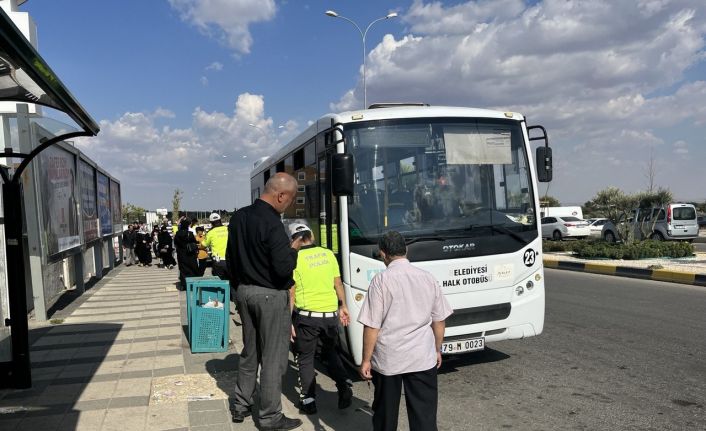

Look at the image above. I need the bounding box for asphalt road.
[349,270,706,431]
[693,242,706,253]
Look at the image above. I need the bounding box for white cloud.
[205,61,224,71]
[673,140,689,156]
[332,0,706,201]
[75,94,295,209]
[168,0,276,55]
[200,76,209,86]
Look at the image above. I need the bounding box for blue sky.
[18,0,706,210]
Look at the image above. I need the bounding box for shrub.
[568,239,693,260]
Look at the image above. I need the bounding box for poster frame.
[78,156,101,246]
[96,169,113,238]
[35,141,81,261]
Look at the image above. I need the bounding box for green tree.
[539,195,560,207]
[588,187,625,221]
[586,186,674,243]
[122,203,147,224]
[172,189,183,224]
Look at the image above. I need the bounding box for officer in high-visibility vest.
[288,223,352,415]
[204,212,229,279]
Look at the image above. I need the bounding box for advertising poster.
[79,160,99,243]
[39,146,80,256]
[110,180,122,233]
[97,172,112,236]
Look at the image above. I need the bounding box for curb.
[543,258,706,286]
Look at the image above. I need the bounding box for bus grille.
[446,303,511,327]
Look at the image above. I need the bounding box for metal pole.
[3,181,32,388]
[326,11,397,110]
[362,30,367,109]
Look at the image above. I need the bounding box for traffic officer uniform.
[289,223,352,414]
[204,213,230,279]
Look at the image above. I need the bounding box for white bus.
[250,104,552,365]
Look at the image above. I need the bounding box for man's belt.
[295,308,338,318]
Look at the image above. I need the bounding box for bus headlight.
[515,286,524,296]
[354,293,364,302]
[535,273,542,282]
[526,280,534,290]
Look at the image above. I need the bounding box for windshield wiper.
[469,223,528,245]
[405,236,445,246]
[405,233,481,246]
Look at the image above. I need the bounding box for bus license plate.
[441,337,485,354]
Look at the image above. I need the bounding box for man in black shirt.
[122,224,136,266]
[227,172,304,431]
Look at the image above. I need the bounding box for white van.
[539,206,583,220]
[652,203,699,241]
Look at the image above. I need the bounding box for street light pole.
[325,10,398,109]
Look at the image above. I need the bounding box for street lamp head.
[325,10,339,17]
[386,12,398,19]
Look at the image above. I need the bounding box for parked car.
[698,215,706,230]
[541,216,591,240]
[601,203,699,242]
[586,218,610,238]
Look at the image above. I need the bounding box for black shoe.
[338,384,353,409]
[299,400,317,415]
[260,415,302,430]
[231,408,252,423]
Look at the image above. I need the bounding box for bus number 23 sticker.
[523,249,536,267]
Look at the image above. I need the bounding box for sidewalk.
[0,264,370,431]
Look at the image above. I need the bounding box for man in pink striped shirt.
[358,231,453,431]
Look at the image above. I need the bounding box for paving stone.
[94,361,127,375]
[119,369,154,380]
[107,396,150,409]
[121,357,155,372]
[102,405,147,431]
[145,402,189,430]
[187,399,227,412]
[73,398,110,411]
[152,366,184,378]
[188,409,230,426]
[57,408,107,431]
[191,424,234,431]
[113,378,152,398]
[76,380,118,401]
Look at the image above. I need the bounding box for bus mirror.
[332,153,355,196]
[536,146,552,182]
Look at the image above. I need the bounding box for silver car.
[601,203,698,242]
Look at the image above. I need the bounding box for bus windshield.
[345,118,537,248]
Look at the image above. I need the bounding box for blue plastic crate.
[190,280,230,353]
[185,276,219,342]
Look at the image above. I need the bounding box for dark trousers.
[372,366,438,431]
[293,314,348,401]
[197,258,208,276]
[232,285,290,427]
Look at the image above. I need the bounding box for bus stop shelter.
[0,6,99,388]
